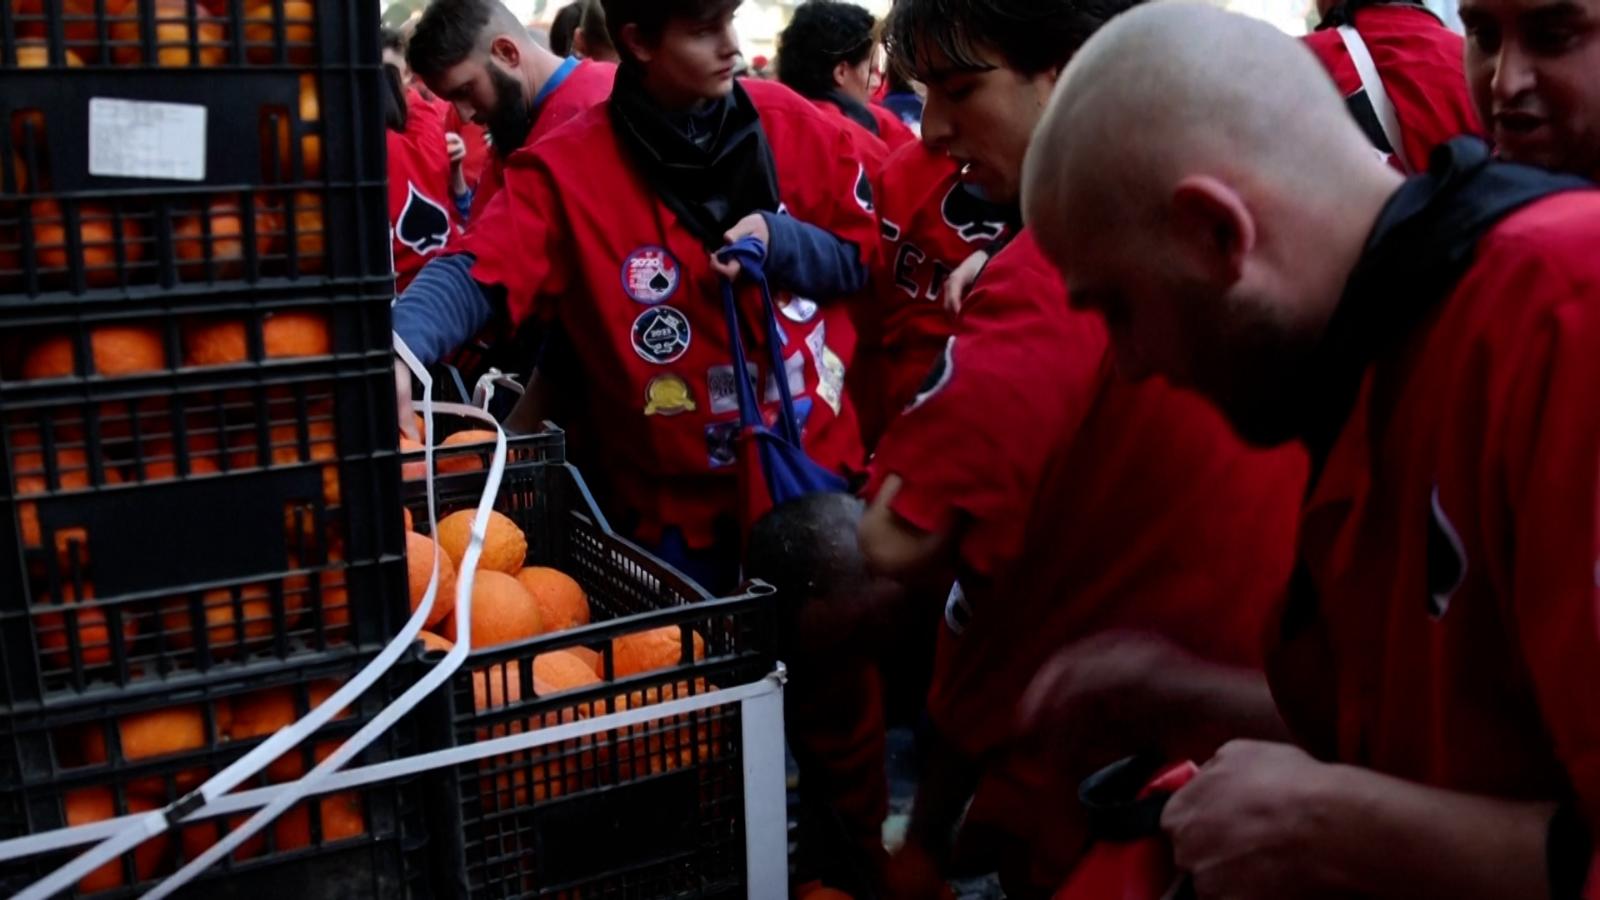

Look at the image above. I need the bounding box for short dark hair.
[776,1,876,99]
[599,0,740,64]
[886,0,1146,79]
[408,0,524,81]
[577,0,616,58]
[380,26,407,56]
[549,2,583,56]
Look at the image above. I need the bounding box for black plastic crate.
[0,295,411,712]
[0,0,389,299]
[0,654,431,899]
[400,451,777,898]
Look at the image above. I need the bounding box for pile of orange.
[181,310,331,367]
[62,678,366,892]
[20,323,165,380]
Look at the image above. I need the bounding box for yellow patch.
[644,374,697,416]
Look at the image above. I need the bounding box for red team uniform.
[859,140,1012,443]
[461,79,878,553]
[868,233,1306,896]
[388,89,461,293]
[1269,146,1600,890]
[1302,2,1482,169]
[468,58,617,219]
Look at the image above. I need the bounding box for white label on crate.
[88,97,207,181]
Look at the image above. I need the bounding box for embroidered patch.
[779,295,819,324]
[816,346,845,415]
[906,336,956,412]
[631,306,692,364]
[644,374,696,416]
[941,181,1008,243]
[763,352,807,404]
[707,362,758,415]
[395,182,452,254]
[620,246,681,305]
[705,420,739,468]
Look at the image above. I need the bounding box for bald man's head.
[1022,2,1402,446]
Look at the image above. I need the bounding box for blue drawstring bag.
[716,237,847,530]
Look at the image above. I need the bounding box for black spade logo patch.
[1426,484,1467,618]
[941,181,1010,243]
[396,182,452,255]
[853,163,874,214]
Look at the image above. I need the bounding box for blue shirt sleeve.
[758,211,869,299]
[453,189,474,223]
[391,253,495,366]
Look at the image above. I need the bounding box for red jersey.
[388,89,461,293]
[864,231,1105,586]
[1302,5,1482,170]
[469,58,616,220]
[462,80,879,548]
[906,242,1305,891]
[443,105,489,191]
[857,140,1013,443]
[869,103,916,153]
[1268,190,1600,871]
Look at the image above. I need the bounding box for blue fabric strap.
[716,237,805,445]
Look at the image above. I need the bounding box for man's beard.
[486,65,533,156]
[1183,291,1318,449]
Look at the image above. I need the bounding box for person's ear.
[833,59,854,90]
[1170,175,1256,286]
[618,22,653,64]
[488,34,521,70]
[1032,65,1062,106]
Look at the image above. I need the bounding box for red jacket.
[858,140,1012,442]
[461,81,879,547]
[1269,190,1600,890]
[388,89,461,293]
[869,103,916,152]
[469,59,616,220]
[865,232,1104,586]
[1302,5,1482,170]
[909,236,1305,892]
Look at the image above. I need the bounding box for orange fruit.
[82,704,214,798]
[135,452,222,482]
[66,788,167,892]
[57,0,138,48]
[472,661,586,806]
[13,446,120,568]
[230,680,343,781]
[443,570,540,649]
[399,435,427,480]
[533,650,602,692]
[229,420,339,505]
[406,530,456,627]
[182,311,331,367]
[37,583,138,669]
[26,201,148,287]
[245,0,316,64]
[173,201,281,280]
[287,190,324,273]
[14,40,86,68]
[110,0,226,66]
[402,506,414,532]
[179,813,265,864]
[514,567,590,633]
[273,792,366,851]
[159,582,297,656]
[434,509,527,575]
[564,645,601,673]
[304,568,349,631]
[22,324,165,380]
[602,678,721,779]
[417,630,453,654]
[436,428,497,474]
[608,626,706,678]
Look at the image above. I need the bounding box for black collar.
[1299,138,1590,463]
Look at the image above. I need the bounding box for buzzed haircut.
[600,0,740,64]
[549,2,583,56]
[745,492,872,609]
[776,1,877,99]
[407,0,524,81]
[885,0,1148,79]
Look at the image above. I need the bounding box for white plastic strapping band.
[12,336,500,899]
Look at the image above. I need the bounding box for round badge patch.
[779,295,819,324]
[620,246,681,305]
[632,305,692,364]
